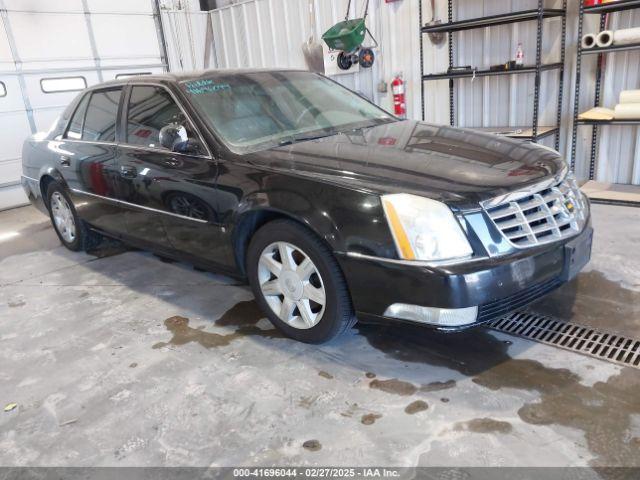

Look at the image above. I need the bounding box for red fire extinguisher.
[391,74,406,119]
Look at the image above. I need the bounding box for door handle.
[120,165,138,178]
[59,155,71,167]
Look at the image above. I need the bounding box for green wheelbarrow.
[321,0,378,70]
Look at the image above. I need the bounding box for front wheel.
[247,219,356,343]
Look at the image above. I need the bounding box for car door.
[115,83,225,264]
[57,86,129,237]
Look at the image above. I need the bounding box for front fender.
[236,188,342,250]
[230,173,397,260]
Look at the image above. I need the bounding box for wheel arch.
[232,207,338,277]
[38,168,67,209]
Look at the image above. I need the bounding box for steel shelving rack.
[570,0,640,179]
[418,0,567,147]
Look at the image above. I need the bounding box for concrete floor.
[1,204,639,468]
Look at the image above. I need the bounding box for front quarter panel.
[216,157,399,263]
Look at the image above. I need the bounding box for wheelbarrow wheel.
[358,48,375,68]
[337,52,352,70]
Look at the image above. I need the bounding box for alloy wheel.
[257,241,326,330]
[50,192,76,243]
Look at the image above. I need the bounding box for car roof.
[89,68,310,90]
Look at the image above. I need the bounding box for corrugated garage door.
[0,0,168,210]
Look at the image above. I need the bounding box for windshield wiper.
[278,132,337,147]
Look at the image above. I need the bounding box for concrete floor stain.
[357,323,509,377]
[420,379,456,392]
[528,270,640,338]
[340,403,359,418]
[455,418,513,434]
[215,300,265,327]
[302,439,321,452]
[369,378,417,396]
[357,322,640,466]
[298,396,319,409]
[404,400,428,415]
[153,302,281,350]
[361,413,382,425]
[153,316,239,349]
[515,367,640,467]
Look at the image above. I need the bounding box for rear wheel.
[247,219,356,343]
[46,182,101,252]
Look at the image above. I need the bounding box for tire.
[247,219,356,344]
[46,182,102,252]
[337,52,352,71]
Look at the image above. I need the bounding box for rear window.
[65,93,90,140]
[82,88,122,142]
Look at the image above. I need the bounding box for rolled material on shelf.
[582,33,597,49]
[620,90,640,104]
[596,30,614,48]
[578,107,615,121]
[614,103,640,120]
[613,27,640,46]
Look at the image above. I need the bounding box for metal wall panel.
[0,0,167,209]
[157,0,640,186]
[162,9,210,71]
[162,0,408,113]
[163,0,560,139]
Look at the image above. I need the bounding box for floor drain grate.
[490,311,640,369]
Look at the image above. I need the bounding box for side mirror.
[159,123,188,151]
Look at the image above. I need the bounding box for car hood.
[247,120,566,210]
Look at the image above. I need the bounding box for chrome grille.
[483,175,588,249]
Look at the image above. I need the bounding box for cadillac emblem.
[564,200,575,213]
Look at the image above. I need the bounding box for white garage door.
[0,0,168,210]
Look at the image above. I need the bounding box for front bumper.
[336,222,593,330]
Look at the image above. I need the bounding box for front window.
[181,71,394,153]
[125,85,205,156]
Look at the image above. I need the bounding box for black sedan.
[21,69,592,343]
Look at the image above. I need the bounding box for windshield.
[180,71,395,153]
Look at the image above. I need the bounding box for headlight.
[381,193,473,262]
